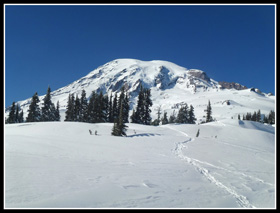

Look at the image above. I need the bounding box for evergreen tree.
[256,109,261,122]
[153,105,162,126]
[65,94,75,121]
[7,102,16,123]
[111,102,127,136]
[268,110,275,124]
[123,92,130,123]
[246,112,252,121]
[108,93,114,123]
[251,111,257,122]
[112,93,119,122]
[41,86,56,121]
[118,102,128,136]
[263,114,268,124]
[74,94,81,121]
[79,90,88,122]
[87,91,96,123]
[26,92,41,122]
[189,104,196,124]
[18,109,24,123]
[142,88,153,125]
[55,101,60,121]
[161,111,169,125]
[15,104,20,123]
[176,104,189,124]
[102,94,109,122]
[169,110,177,124]
[95,91,103,123]
[134,84,145,124]
[205,100,213,123]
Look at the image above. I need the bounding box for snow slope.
[5,120,275,208]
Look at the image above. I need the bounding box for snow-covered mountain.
[8,58,275,121]
[5,59,276,208]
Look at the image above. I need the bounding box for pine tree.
[134,84,145,124]
[169,110,177,124]
[256,109,261,122]
[65,94,75,121]
[102,94,109,122]
[189,104,196,124]
[108,93,114,123]
[26,92,41,122]
[123,92,130,123]
[18,109,24,123]
[153,105,162,126]
[95,91,103,123]
[161,111,169,125]
[112,93,119,122]
[80,90,88,122]
[7,102,16,123]
[246,112,252,121]
[176,104,189,124]
[41,86,56,121]
[74,94,81,121]
[206,100,213,123]
[263,114,268,124]
[111,102,127,136]
[87,91,96,123]
[268,110,275,124]
[251,111,257,122]
[55,101,60,121]
[118,102,128,136]
[15,104,20,123]
[142,88,153,125]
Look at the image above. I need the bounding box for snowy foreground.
[5,120,275,208]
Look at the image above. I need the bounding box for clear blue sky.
[5,4,275,107]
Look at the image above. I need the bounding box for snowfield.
[5,120,275,208]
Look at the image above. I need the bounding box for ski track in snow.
[164,125,256,208]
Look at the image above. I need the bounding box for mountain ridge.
[5,58,275,122]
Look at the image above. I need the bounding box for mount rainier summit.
[7,58,275,122]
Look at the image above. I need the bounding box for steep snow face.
[6,58,275,121]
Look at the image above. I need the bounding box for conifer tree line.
[64,86,130,125]
[5,102,24,124]
[6,86,60,123]
[238,109,275,124]
[151,103,197,126]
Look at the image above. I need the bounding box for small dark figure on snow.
[89,130,92,135]
[95,130,98,135]
[196,129,200,137]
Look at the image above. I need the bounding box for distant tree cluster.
[26,87,60,122]
[151,103,197,126]
[130,84,153,125]
[6,86,60,123]
[239,109,275,124]
[64,87,129,125]
[5,102,24,124]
